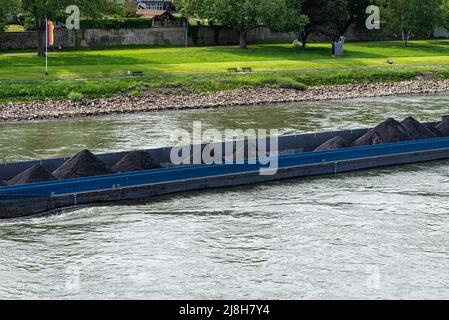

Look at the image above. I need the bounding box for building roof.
[137,9,169,19]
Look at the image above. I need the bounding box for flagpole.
[45,18,48,76]
[185,17,188,48]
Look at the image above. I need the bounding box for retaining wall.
[0,29,68,50]
[0,24,384,50]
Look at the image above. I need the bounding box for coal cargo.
[8,164,57,186]
[401,117,437,140]
[112,151,161,173]
[436,116,449,136]
[315,136,350,152]
[53,149,113,180]
[425,123,444,137]
[352,118,414,147]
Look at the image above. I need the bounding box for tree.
[442,0,449,30]
[113,0,138,17]
[175,0,307,49]
[377,0,443,47]
[299,0,349,47]
[0,0,20,33]
[344,0,372,33]
[21,0,115,56]
[281,0,310,40]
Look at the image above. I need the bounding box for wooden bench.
[227,67,252,73]
[130,71,144,77]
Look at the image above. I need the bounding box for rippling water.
[1,94,449,299]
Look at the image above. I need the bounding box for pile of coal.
[352,118,413,147]
[401,116,437,140]
[53,149,113,180]
[112,151,160,173]
[315,136,350,152]
[8,164,57,186]
[424,123,443,137]
[436,115,449,136]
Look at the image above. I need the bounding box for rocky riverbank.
[1,80,449,122]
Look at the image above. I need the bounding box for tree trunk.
[402,31,410,47]
[239,30,248,49]
[37,21,46,57]
[300,31,309,48]
[214,27,220,45]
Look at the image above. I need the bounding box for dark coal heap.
[8,164,57,186]
[112,151,160,173]
[425,123,443,137]
[315,136,350,152]
[436,115,449,136]
[352,118,413,147]
[53,149,113,180]
[401,116,437,140]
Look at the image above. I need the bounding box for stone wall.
[0,31,36,50]
[1,27,298,49]
[306,24,381,43]
[0,29,68,50]
[67,27,298,47]
[68,27,187,47]
[0,24,388,50]
[192,27,297,45]
[434,27,449,38]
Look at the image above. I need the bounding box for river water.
[1,94,449,299]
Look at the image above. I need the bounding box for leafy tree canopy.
[0,0,20,33]
[300,0,349,46]
[376,0,443,46]
[21,0,117,55]
[175,0,308,48]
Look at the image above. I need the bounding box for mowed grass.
[1,40,449,101]
[3,40,449,80]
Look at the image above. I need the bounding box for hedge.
[80,18,154,30]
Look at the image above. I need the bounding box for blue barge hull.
[1,126,449,218]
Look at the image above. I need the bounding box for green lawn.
[1,40,449,101]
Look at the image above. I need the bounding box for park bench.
[227,67,252,73]
[129,71,144,77]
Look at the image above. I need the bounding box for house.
[137,1,174,11]
[136,9,173,21]
[136,9,181,27]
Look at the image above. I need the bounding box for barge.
[1,117,449,219]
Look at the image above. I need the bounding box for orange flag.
[47,20,54,47]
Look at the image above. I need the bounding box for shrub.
[129,89,143,97]
[80,18,153,30]
[67,91,83,101]
[276,78,306,90]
